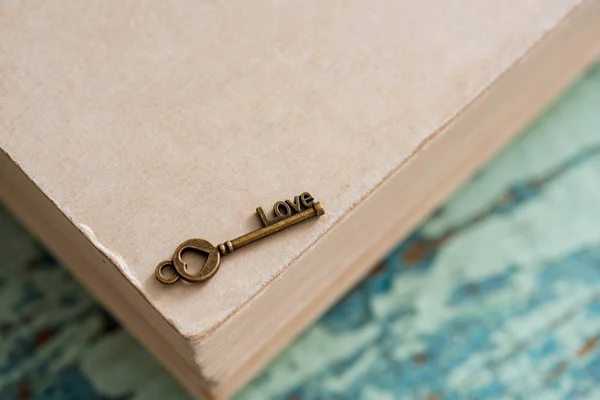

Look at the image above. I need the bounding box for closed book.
[1,0,599,398]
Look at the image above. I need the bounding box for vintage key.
[155,200,324,285]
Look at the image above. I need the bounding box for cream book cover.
[1,0,599,398]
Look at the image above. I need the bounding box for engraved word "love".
[256,192,314,227]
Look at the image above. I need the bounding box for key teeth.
[313,202,325,216]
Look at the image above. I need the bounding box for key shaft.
[218,202,325,255]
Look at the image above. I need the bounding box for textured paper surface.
[0,0,582,337]
[3,64,600,400]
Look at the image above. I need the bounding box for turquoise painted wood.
[1,63,600,399]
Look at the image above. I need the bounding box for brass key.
[155,193,324,285]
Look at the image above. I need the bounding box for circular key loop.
[172,238,221,283]
[155,260,180,285]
